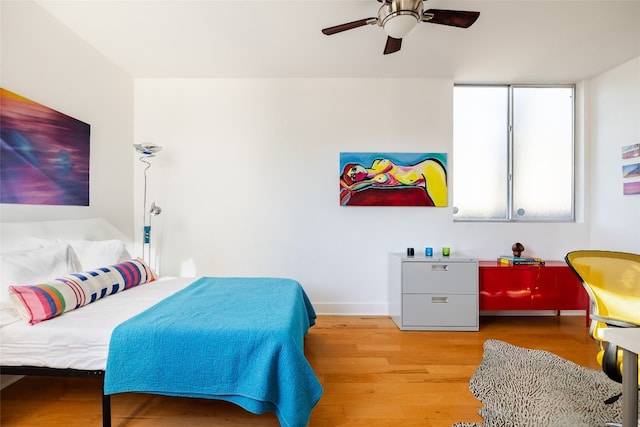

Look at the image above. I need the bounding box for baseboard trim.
[314,306,587,317]
[480,310,587,317]
[313,303,388,316]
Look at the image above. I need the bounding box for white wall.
[3,1,637,316]
[0,1,134,237]
[135,78,592,314]
[588,57,640,253]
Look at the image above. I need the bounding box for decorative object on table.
[442,247,451,256]
[406,247,414,257]
[0,88,90,206]
[425,247,433,257]
[452,339,623,427]
[512,242,525,257]
[133,143,162,263]
[339,152,448,207]
[500,242,544,264]
[321,1,480,55]
[497,255,545,265]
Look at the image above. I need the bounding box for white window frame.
[453,84,575,222]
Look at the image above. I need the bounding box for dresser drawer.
[402,294,478,327]
[402,261,477,294]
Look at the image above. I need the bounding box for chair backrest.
[565,250,640,326]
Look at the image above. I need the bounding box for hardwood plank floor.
[1,315,600,427]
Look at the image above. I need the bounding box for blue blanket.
[104,277,323,427]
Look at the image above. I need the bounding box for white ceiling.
[34,0,640,83]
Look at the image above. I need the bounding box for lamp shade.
[133,143,162,156]
[149,202,162,216]
[382,12,420,39]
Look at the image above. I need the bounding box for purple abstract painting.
[1,88,90,206]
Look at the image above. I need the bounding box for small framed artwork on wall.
[621,143,640,196]
[339,152,447,206]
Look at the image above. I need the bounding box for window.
[453,85,574,222]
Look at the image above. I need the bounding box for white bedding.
[0,276,195,371]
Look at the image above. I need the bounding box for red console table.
[479,261,589,313]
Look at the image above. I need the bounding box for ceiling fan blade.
[383,36,402,55]
[322,18,376,35]
[423,9,480,28]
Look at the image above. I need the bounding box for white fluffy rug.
[453,339,636,427]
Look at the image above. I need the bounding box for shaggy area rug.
[453,339,636,427]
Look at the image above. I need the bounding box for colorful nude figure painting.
[0,88,90,206]
[340,152,447,207]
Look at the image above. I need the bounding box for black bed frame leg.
[102,392,111,427]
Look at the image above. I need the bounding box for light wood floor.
[1,315,600,427]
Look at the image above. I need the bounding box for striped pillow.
[9,258,155,325]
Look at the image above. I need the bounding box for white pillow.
[0,243,80,326]
[34,239,132,271]
[0,236,46,254]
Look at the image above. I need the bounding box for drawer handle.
[431,264,449,271]
[432,296,449,304]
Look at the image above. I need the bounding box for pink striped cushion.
[9,258,155,325]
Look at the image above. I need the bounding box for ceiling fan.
[321,0,480,55]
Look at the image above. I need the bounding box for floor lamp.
[133,143,162,264]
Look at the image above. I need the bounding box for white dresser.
[389,253,479,331]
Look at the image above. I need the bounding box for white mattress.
[0,277,195,371]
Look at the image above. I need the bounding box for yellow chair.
[565,250,640,392]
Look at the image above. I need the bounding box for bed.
[0,218,322,427]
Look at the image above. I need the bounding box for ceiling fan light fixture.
[382,11,420,39]
[322,0,479,55]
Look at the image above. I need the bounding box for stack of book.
[498,255,545,265]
